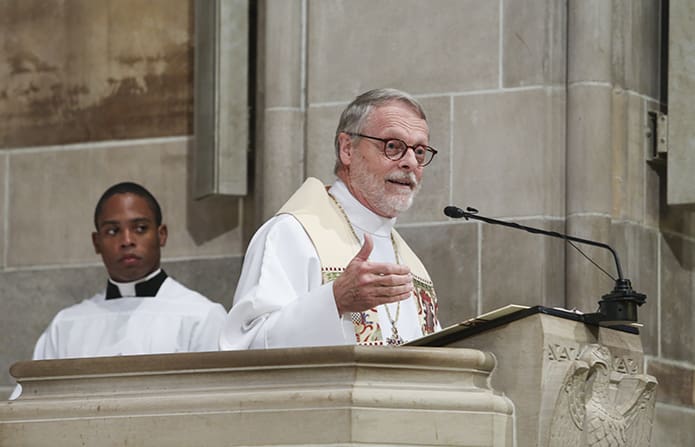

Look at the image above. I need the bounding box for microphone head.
[444,206,465,218]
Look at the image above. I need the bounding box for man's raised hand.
[333,234,413,315]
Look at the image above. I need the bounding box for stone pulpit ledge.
[1,345,514,447]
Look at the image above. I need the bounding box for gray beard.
[350,169,420,217]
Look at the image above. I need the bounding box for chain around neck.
[327,191,404,345]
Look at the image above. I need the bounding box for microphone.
[444,205,646,326]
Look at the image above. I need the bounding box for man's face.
[92,193,167,282]
[339,102,428,218]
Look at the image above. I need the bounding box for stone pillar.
[566,0,616,311]
[257,0,306,220]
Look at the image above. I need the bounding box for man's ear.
[92,232,101,255]
[158,224,168,247]
[337,132,354,167]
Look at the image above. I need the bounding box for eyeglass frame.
[343,132,438,167]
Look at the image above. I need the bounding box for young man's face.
[92,193,167,282]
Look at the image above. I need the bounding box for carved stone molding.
[549,344,657,447]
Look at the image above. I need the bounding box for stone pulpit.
[1,346,513,446]
[408,305,658,447]
[2,306,657,446]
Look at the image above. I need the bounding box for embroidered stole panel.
[323,270,438,345]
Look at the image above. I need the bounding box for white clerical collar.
[330,179,396,237]
[107,268,164,298]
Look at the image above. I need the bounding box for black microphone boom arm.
[443,206,646,326]
[444,206,624,279]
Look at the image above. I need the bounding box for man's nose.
[399,147,419,169]
[120,229,135,246]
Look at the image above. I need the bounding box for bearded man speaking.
[220,88,441,349]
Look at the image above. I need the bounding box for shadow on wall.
[185,138,242,246]
[657,166,695,270]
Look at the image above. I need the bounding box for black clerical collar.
[105,270,168,300]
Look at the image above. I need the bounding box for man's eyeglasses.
[345,132,437,167]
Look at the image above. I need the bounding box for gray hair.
[333,88,427,174]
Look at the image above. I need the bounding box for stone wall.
[1,0,694,445]
[0,0,243,392]
[259,0,569,323]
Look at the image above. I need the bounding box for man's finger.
[374,272,412,287]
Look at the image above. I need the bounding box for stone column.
[566,0,616,311]
[257,0,306,220]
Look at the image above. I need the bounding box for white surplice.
[220,180,426,350]
[32,277,227,359]
[8,276,227,400]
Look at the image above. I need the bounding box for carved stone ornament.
[549,344,657,447]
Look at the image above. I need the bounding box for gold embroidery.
[327,193,406,346]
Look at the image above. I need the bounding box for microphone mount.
[444,206,646,327]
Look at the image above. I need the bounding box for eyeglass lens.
[384,140,433,166]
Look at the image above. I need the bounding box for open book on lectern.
[405,304,640,347]
[404,304,529,347]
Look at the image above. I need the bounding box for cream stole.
[278,177,439,345]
